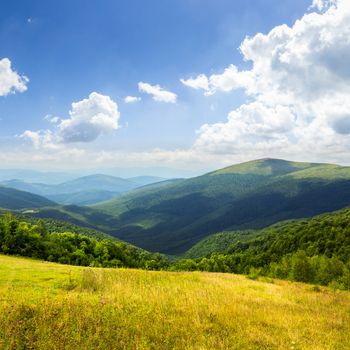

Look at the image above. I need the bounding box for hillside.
[47,189,120,205]
[1,254,349,349]
[11,213,116,240]
[94,158,350,254]
[171,207,350,291]
[183,230,258,259]
[0,214,167,268]
[0,186,55,210]
[184,207,350,259]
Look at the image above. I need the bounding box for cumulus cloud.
[22,92,120,148]
[185,0,350,161]
[194,102,296,155]
[20,130,60,150]
[138,82,177,103]
[58,92,120,143]
[124,95,141,104]
[0,58,29,96]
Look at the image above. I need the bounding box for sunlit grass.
[0,254,349,349]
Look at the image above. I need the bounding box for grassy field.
[0,255,350,349]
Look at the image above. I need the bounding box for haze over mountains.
[0,186,55,210]
[0,174,166,206]
[1,158,350,255]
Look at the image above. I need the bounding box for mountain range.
[1,158,350,255]
[93,158,350,254]
[0,174,165,205]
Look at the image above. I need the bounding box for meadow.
[1,255,350,349]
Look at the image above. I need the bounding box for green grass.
[1,254,350,349]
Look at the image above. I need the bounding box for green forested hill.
[0,186,55,210]
[173,207,350,290]
[0,214,167,269]
[94,159,350,254]
[12,214,116,241]
[184,208,350,259]
[6,158,350,256]
[1,207,350,292]
[47,190,120,206]
[183,230,258,259]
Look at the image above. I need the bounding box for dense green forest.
[183,230,257,259]
[1,207,350,290]
[12,213,115,240]
[174,208,350,290]
[0,214,168,269]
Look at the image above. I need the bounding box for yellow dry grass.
[0,254,349,350]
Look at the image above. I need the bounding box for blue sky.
[1,0,349,175]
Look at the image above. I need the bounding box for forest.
[1,208,350,290]
[173,209,350,290]
[0,214,168,270]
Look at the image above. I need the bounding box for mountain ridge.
[0,174,168,206]
[94,158,350,254]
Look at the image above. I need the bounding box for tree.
[290,251,314,283]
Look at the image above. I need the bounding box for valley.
[2,158,350,256]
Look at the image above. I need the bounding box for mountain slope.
[0,179,55,196]
[183,230,258,259]
[47,190,120,206]
[94,159,350,254]
[127,176,167,186]
[183,207,350,259]
[0,186,55,210]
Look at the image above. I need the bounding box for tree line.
[1,209,350,290]
[0,214,168,270]
[172,209,350,290]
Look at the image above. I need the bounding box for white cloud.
[180,74,209,92]
[138,82,177,103]
[0,58,29,96]
[185,0,350,161]
[10,0,350,170]
[194,102,296,155]
[21,130,44,149]
[58,92,120,143]
[20,130,59,150]
[310,0,336,11]
[22,92,120,148]
[181,66,253,96]
[124,95,141,104]
[44,115,60,124]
